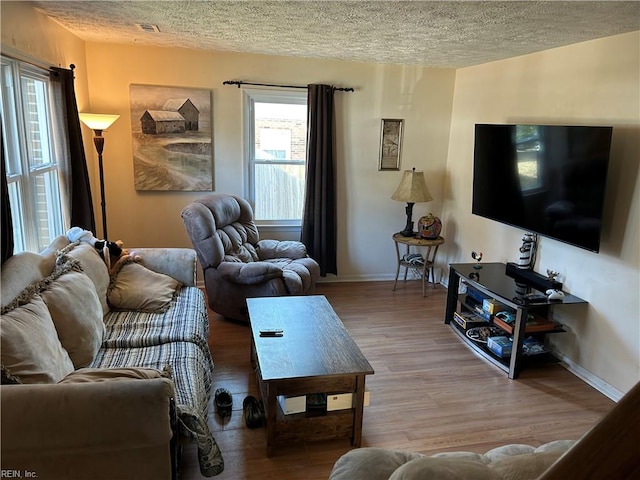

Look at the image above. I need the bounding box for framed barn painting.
[129,84,213,191]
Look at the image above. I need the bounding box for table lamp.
[391,167,432,237]
[79,113,120,240]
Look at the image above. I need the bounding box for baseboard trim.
[317,274,396,283]
[551,350,624,402]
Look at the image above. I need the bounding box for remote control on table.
[259,329,283,337]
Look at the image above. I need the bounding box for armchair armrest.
[1,378,175,478]
[129,248,197,286]
[217,261,283,285]
[256,239,308,260]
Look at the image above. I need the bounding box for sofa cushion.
[90,341,213,417]
[484,443,536,462]
[388,458,502,480]
[257,239,308,259]
[107,259,181,313]
[61,242,110,316]
[329,448,425,480]
[217,261,283,285]
[40,269,104,368]
[533,439,576,454]
[490,451,566,480]
[102,286,210,353]
[432,451,491,463]
[60,366,170,383]
[0,295,74,384]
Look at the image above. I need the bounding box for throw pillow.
[0,295,74,384]
[108,258,181,313]
[40,270,105,368]
[60,242,111,316]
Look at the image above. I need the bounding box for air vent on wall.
[135,23,160,33]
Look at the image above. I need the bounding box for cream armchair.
[181,193,320,322]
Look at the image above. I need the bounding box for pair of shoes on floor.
[243,395,265,428]
[214,388,232,417]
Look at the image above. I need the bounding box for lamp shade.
[391,168,433,203]
[79,113,120,131]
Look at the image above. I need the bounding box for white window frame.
[1,55,64,253]
[242,87,307,227]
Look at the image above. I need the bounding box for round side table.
[392,233,445,297]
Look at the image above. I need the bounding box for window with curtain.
[243,88,307,225]
[1,56,65,253]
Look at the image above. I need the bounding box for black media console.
[445,263,587,379]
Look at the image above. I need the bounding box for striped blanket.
[90,286,223,476]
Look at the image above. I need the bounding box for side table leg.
[403,245,409,282]
[393,240,401,291]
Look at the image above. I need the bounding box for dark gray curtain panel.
[1,124,14,265]
[301,84,337,276]
[50,66,95,233]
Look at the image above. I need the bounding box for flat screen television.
[472,124,613,252]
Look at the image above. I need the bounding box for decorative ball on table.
[418,213,442,239]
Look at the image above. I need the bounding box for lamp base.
[398,227,415,238]
[398,202,415,237]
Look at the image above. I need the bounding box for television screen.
[472,124,613,252]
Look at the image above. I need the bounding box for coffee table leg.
[265,383,277,456]
[352,375,366,447]
[250,336,256,370]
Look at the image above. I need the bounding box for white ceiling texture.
[31,0,640,68]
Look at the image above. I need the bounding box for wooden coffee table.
[247,295,374,456]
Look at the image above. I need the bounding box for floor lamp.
[79,113,120,240]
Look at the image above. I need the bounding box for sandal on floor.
[214,388,233,417]
[243,395,264,428]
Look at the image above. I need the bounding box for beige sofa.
[330,381,640,480]
[1,235,223,479]
[329,440,577,480]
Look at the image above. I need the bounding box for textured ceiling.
[32,1,640,68]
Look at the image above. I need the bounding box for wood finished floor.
[179,280,615,479]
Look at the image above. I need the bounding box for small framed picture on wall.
[379,118,403,171]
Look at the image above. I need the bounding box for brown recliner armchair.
[181,193,321,322]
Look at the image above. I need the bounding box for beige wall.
[442,31,640,396]
[79,43,456,280]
